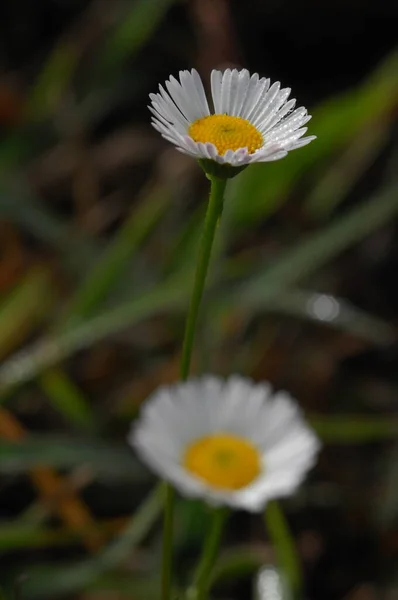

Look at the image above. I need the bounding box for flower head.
[130,375,320,512]
[149,69,315,175]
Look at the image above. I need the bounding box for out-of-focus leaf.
[0,436,147,480]
[98,0,176,73]
[28,44,80,120]
[238,289,394,345]
[19,572,160,600]
[0,280,188,396]
[0,408,105,551]
[229,51,398,227]
[60,188,170,328]
[20,485,163,599]
[0,267,54,360]
[210,546,265,585]
[163,205,205,278]
[235,184,398,307]
[264,502,302,598]
[39,369,96,430]
[0,519,121,550]
[310,415,398,442]
[173,498,209,549]
[305,119,390,218]
[2,184,397,395]
[2,175,397,394]
[0,186,97,273]
[87,574,161,599]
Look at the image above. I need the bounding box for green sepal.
[198,159,248,180]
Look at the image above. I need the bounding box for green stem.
[264,501,303,599]
[180,176,227,380]
[161,483,175,600]
[189,508,228,600]
[161,176,227,600]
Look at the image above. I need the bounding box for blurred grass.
[2,178,395,396]
[0,436,145,478]
[235,183,398,306]
[0,518,127,550]
[0,177,394,399]
[310,415,398,442]
[0,408,105,552]
[0,186,98,273]
[97,0,177,76]
[265,502,302,598]
[39,369,96,430]
[0,267,54,360]
[17,485,163,599]
[59,185,171,329]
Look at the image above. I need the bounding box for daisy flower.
[149,68,315,176]
[130,376,320,512]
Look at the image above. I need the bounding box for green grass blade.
[238,184,398,306]
[304,119,390,218]
[264,502,302,598]
[0,186,97,273]
[0,436,147,479]
[0,268,54,360]
[60,189,170,328]
[98,0,176,73]
[27,44,80,120]
[20,485,163,599]
[39,369,95,430]
[233,288,394,345]
[0,280,188,397]
[310,415,398,442]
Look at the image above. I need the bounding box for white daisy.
[130,375,320,512]
[149,68,315,169]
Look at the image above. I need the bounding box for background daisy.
[131,375,320,512]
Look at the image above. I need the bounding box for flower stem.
[180,175,227,380]
[264,500,303,599]
[188,508,228,600]
[161,175,227,600]
[161,483,175,600]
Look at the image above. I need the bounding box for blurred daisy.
[149,69,315,169]
[130,376,320,512]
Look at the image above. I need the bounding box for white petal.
[210,69,223,113]
[219,69,233,114]
[230,69,250,116]
[260,98,297,135]
[286,136,317,150]
[265,107,311,142]
[256,150,289,162]
[240,75,270,120]
[247,81,281,123]
[191,69,211,116]
[179,70,210,119]
[164,75,200,123]
[252,87,291,130]
[150,91,188,132]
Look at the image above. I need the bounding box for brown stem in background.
[0,407,105,552]
[189,0,241,74]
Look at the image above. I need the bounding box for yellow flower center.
[188,114,263,156]
[183,433,261,490]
